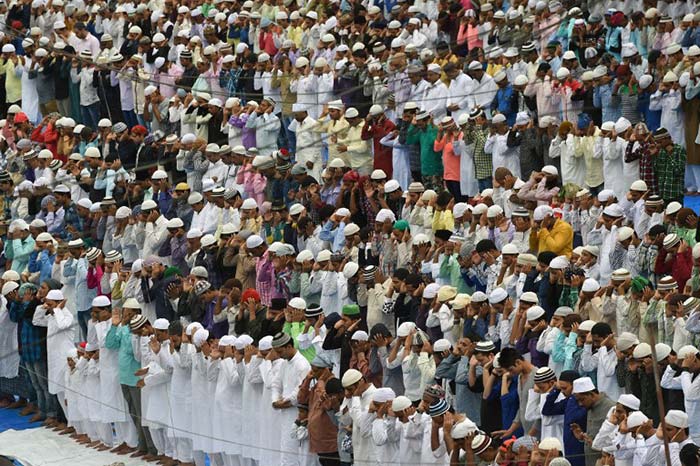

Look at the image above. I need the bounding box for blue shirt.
[105,324,141,387]
[542,390,587,466]
[28,249,55,285]
[62,257,96,312]
[319,220,346,252]
[8,300,45,363]
[594,82,620,124]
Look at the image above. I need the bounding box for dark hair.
[591,322,612,337]
[325,377,344,395]
[538,251,557,265]
[436,191,452,207]
[168,320,183,336]
[475,239,497,253]
[223,278,242,290]
[498,347,523,369]
[370,323,392,339]
[680,443,700,466]
[563,314,582,327]
[405,273,422,288]
[669,293,689,307]
[359,226,372,242]
[393,268,409,281]
[318,204,336,222]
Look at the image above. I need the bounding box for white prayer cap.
[241,198,258,210]
[453,202,469,219]
[633,343,652,359]
[618,394,640,410]
[46,289,64,301]
[343,262,359,279]
[316,250,332,262]
[219,335,237,347]
[351,330,369,342]
[372,387,396,403]
[616,226,634,242]
[422,283,441,300]
[234,334,254,350]
[520,292,538,304]
[666,201,682,215]
[579,320,596,332]
[665,410,689,428]
[1,270,19,282]
[259,335,274,351]
[289,297,306,310]
[542,165,558,176]
[488,288,508,304]
[1,282,18,295]
[341,369,362,387]
[539,437,563,452]
[92,296,111,307]
[639,74,653,90]
[603,204,624,217]
[491,114,506,124]
[153,318,170,330]
[655,343,672,361]
[533,205,553,221]
[617,332,639,351]
[572,376,595,393]
[246,234,264,249]
[433,339,452,352]
[526,306,546,321]
[581,278,600,293]
[192,328,210,348]
[556,67,570,79]
[392,396,412,412]
[397,322,416,337]
[627,411,649,428]
[451,419,478,439]
[678,345,698,359]
[185,322,203,336]
[614,117,632,133]
[122,298,141,310]
[487,205,503,218]
[549,256,569,269]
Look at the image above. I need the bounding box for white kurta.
[259,358,285,465]
[190,351,214,453]
[167,344,194,441]
[212,357,243,456]
[0,296,19,378]
[33,305,75,394]
[485,133,521,179]
[272,351,311,466]
[241,356,264,461]
[96,321,129,423]
[350,384,378,465]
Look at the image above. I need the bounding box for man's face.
[558,380,573,396]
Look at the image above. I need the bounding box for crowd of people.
[2,0,700,465]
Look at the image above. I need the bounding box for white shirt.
[33,304,75,394]
[580,344,622,401]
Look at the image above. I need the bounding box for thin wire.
[6,336,684,464]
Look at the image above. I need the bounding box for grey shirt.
[585,394,616,466]
[515,369,540,435]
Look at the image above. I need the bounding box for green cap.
[342,304,360,316]
[393,219,409,231]
[163,266,183,279]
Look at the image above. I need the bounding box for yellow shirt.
[2,60,22,104]
[432,210,455,232]
[315,117,349,163]
[287,26,304,49]
[529,218,573,257]
[337,123,370,172]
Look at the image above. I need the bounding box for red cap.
[241,288,260,303]
[13,112,28,123]
[131,125,148,136]
[11,21,23,30]
[342,170,359,182]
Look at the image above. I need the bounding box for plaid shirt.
[219,68,240,99]
[654,144,686,201]
[255,249,274,306]
[463,124,492,180]
[625,140,658,196]
[8,300,45,363]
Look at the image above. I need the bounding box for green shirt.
[105,324,141,387]
[405,124,443,176]
[284,321,316,362]
[653,144,686,201]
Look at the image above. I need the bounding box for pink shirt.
[434,132,462,182]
